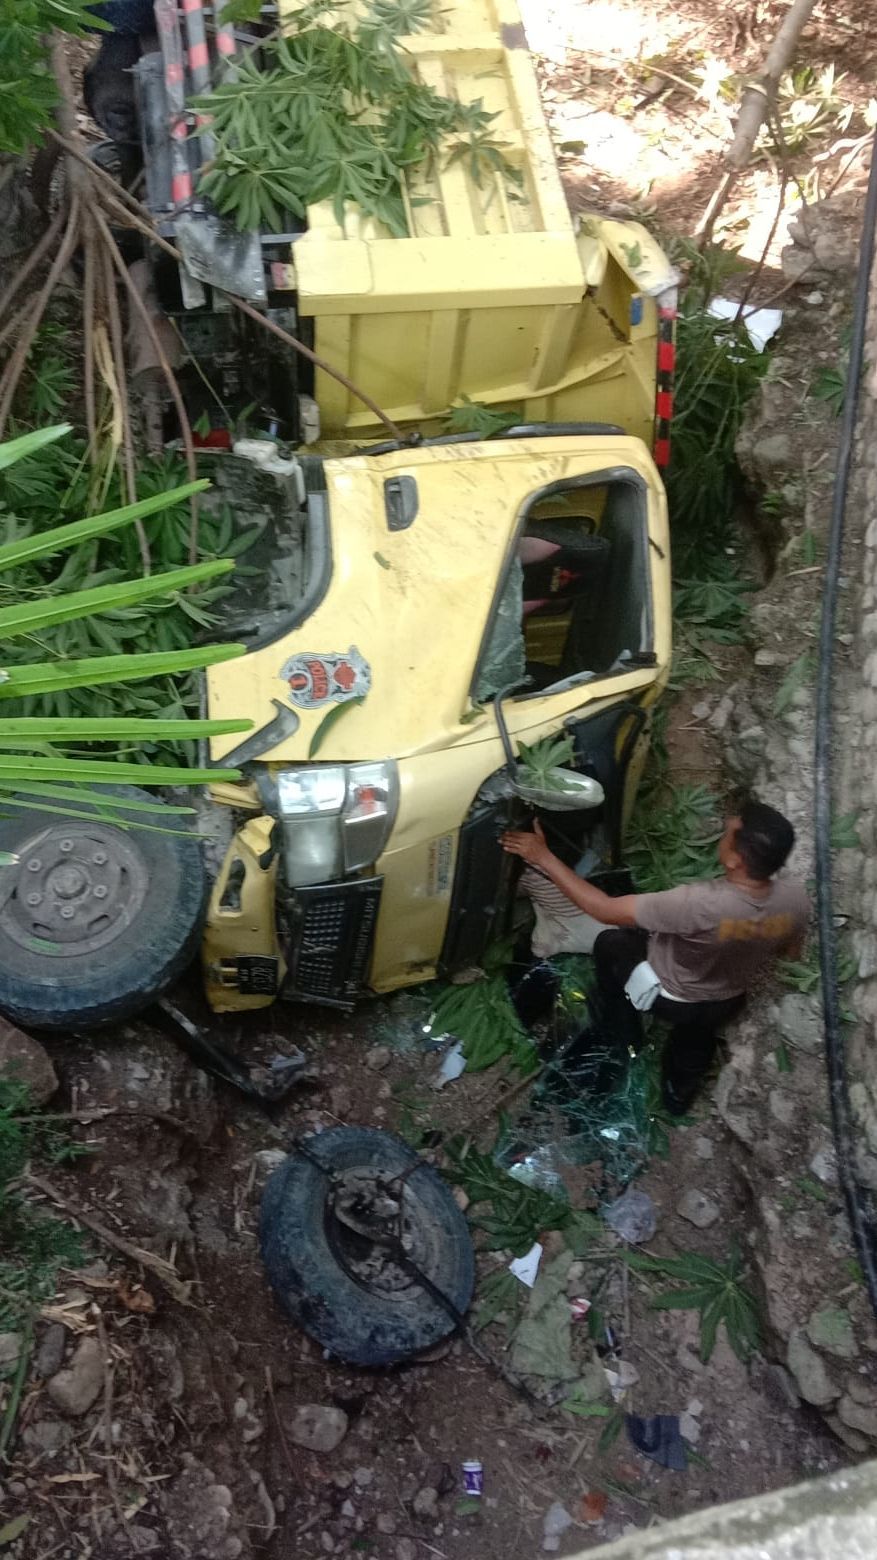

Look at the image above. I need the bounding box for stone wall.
[840,239,877,1197]
[693,197,877,1454]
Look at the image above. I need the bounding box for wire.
[815,127,877,1319]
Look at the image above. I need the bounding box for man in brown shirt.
[502,800,809,1114]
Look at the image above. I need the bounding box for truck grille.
[284,878,382,1008]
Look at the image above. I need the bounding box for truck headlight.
[276,762,398,887]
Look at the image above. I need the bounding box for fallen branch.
[24,1172,195,1307]
[696,0,819,245]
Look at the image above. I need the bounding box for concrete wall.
[577,1459,877,1559]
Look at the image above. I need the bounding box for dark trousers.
[577,928,745,1106]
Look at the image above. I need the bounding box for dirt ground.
[3,0,877,1556]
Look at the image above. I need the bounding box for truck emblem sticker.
[280,646,371,709]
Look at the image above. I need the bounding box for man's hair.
[733,800,795,880]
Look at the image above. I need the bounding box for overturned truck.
[0,0,676,1028]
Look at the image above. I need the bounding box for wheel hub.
[327,1168,433,1295]
[1,822,148,956]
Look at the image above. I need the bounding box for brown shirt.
[633,877,810,1003]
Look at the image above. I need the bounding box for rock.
[284,1404,348,1453]
[396,1542,417,1560]
[694,1136,714,1161]
[769,1089,796,1128]
[251,1149,287,1182]
[708,694,734,733]
[413,1487,439,1519]
[675,1189,720,1229]
[807,1306,856,1360]
[0,1019,57,1105]
[691,699,712,720]
[377,1514,397,1534]
[771,993,823,1055]
[330,1085,353,1117]
[826,1412,870,1453]
[542,1502,574,1552]
[34,1324,66,1380]
[341,1501,356,1520]
[787,1328,840,1407]
[333,1471,354,1490]
[22,1417,74,1454]
[679,1411,701,1445]
[809,1145,839,1186]
[603,1188,657,1244]
[353,1467,374,1489]
[838,1395,877,1439]
[47,1336,103,1417]
[160,1454,248,1560]
[0,1332,23,1370]
[452,1185,470,1212]
[754,649,779,667]
[365,1046,391,1072]
[845,1375,877,1408]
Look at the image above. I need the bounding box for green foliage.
[0,1078,87,1333]
[0,0,108,154]
[626,1245,761,1363]
[673,562,751,648]
[445,1140,575,1254]
[308,695,366,758]
[626,782,722,892]
[810,363,846,417]
[0,426,255,770]
[515,732,581,795]
[778,941,856,995]
[0,426,248,787]
[771,64,853,154]
[444,397,518,438]
[473,1265,524,1332]
[774,649,815,715]
[832,811,861,849]
[196,0,521,236]
[430,966,539,1077]
[663,241,767,576]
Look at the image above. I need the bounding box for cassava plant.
[196,0,522,236]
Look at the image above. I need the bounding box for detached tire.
[0,785,207,1030]
[260,1127,475,1366]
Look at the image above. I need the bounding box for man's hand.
[501,817,552,870]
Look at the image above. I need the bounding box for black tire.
[0,785,207,1030]
[260,1127,475,1366]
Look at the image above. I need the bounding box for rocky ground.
[3,3,877,1558]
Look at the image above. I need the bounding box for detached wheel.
[0,786,207,1030]
[260,1127,475,1366]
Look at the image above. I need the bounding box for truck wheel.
[260,1127,475,1366]
[0,786,206,1030]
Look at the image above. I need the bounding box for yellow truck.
[0,0,676,1030]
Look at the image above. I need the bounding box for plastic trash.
[508,1241,543,1288]
[542,1502,574,1552]
[707,296,783,354]
[602,1187,657,1244]
[434,1041,466,1090]
[625,1413,688,1472]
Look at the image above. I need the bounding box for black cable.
[815,128,877,1319]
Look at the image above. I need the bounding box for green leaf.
[0,718,249,740]
[0,425,70,472]
[0,481,209,574]
[0,644,246,701]
[308,695,366,759]
[775,1040,793,1073]
[0,1515,30,1545]
[0,559,234,642]
[563,1398,611,1418]
[0,757,239,786]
